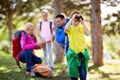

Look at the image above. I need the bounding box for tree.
[0,0,51,42]
[53,0,65,62]
[102,1,120,35]
[0,0,14,42]
[54,0,63,17]
[91,0,103,66]
[63,0,91,16]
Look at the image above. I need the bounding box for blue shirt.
[55,24,69,53]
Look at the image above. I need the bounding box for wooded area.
[0,0,120,79]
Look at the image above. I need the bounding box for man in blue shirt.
[55,13,69,53]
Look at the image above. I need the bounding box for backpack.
[12,30,26,69]
[39,21,53,34]
[32,64,52,78]
[39,21,55,41]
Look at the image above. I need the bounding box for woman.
[19,22,44,77]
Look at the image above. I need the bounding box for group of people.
[17,9,90,80]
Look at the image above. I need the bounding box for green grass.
[88,61,120,80]
[0,50,69,80]
[0,50,120,80]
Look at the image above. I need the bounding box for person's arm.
[20,34,46,50]
[20,34,37,50]
[37,23,41,38]
[81,20,90,36]
[52,22,55,31]
[33,35,41,49]
[51,22,55,41]
[64,14,77,31]
[56,28,66,43]
[64,17,74,32]
[37,22,46,43]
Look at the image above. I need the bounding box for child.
[64,10,90,80]
[37,9,55,73]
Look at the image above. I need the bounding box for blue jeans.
[19,50,42,72]
[43,43,54,68]
[71,59,87,80]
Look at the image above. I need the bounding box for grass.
[0,50,120,80]
[0,50,69,80]
[88,61,120,80]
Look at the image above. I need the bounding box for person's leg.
[79,59,87,80]
[47,43,54,68]
[19,52,25,63]
[70,59,78,80]
[32,55,42,65]
[43,44,49,65]
[19,50,33,72]
[71,77,78,80]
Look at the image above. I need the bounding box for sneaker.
[31,70,36,77]
[51,67,55,74]
[26,71,36,77]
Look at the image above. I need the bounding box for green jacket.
[66,48,90,78]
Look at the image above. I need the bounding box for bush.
[103,34,120,59]
[0,40,11,54]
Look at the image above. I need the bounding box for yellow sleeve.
[65,26,72,34]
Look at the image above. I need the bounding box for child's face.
[72,13,81,26]
[73,19,80,26]
[27,26,34,35]
[41,12,48,20]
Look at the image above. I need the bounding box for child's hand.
[80,19,85,25]
[47,40,52,44]
[37,42,45,47]
[72,14,78,19]
[72,14,80,19]
[40,36,45,42]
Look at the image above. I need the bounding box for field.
[0,50,120,80]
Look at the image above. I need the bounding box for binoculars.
[75,15,83,20]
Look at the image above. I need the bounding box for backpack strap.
[15,57,21,69]
[39,21,53,34]
[39,21,42,31]
[49,21,53,34]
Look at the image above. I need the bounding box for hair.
[41,9,49,14]
[56,13,66,19]
[70,10,80,18]
[24,22,34,31]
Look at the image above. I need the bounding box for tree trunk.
[6,3,13,43]
[53,0,64,62]
[7,11,13,43]
[54,0,63,17]
[91,0,103,66]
